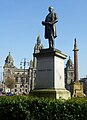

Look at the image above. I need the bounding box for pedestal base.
[32,48,71,99]
[71,81,84,97]
[30,89,71,100]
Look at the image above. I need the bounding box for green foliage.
[5,77,16,90]
[0,96,32,120]
[0,96,87,120]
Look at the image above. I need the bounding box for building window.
[15,77,18,82]
[25,89,27,92]
[15,89,17,92]
[20,85,23,88]
[26,77,28,82]
[8,69,11,76]
[71,72,73,77]
[69,72,73,77]
[21,77,24,83]
[18,77,21,83]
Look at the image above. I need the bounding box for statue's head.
[48,6,54,13]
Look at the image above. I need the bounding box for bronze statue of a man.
[42,6,58,48]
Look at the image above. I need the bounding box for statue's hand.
[42,21,53,26]
[48,22,52,25]
[42,21,45,25]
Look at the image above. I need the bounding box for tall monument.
[73,38,79,81]
[30,7,70,99]
[71,38,84,97]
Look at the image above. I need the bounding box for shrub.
[0,96,87,120]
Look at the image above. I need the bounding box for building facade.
[3,52,30,94]
[3,35,43,95]
[80,78,87,95]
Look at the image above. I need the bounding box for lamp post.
[20,58,29,94]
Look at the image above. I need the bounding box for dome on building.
[66,56,74,68]
[5,52,14,66]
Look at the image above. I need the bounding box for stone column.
[73,38,79,82]
[71,38,84,97]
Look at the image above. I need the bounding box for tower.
[73,38,79,81]
[65,56,74,90]
[33,34,43,69]
[29,34,44,90]
[3,52,15,93]
[3,52,15,80]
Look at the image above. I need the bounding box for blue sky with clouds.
[0,0,87,79]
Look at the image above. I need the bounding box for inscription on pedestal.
[38,69,52,72]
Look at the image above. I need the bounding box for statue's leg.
[52,39,54,48]
[49,35,54,48]
[51,35,54,48]
[49,38,52,48]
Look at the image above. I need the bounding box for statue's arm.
[51,13,58,25]
[42,13,58,26]
[51,19,58,25]
[42,21,51,26]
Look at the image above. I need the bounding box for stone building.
[65,56,74,91]
[80,78,87,95]
[3,52,29,94]
[3,35,43,95]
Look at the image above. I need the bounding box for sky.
[0,0,87,79]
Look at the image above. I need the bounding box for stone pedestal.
[31,88,70,99]
[31,48,70,99]
[70,81,84,97]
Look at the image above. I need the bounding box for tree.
[5,77,16,90]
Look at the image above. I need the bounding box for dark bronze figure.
[42,6,58,48]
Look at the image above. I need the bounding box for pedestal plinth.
[31,48,70,99]
[70,81,84,97]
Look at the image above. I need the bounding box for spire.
[34,33,43,53]
[33,34,44,69]
[37,33,41,45]
[9,52,11,56]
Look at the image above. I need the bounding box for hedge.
[0,96,87,120]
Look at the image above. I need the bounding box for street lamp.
[20,58,29,94]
